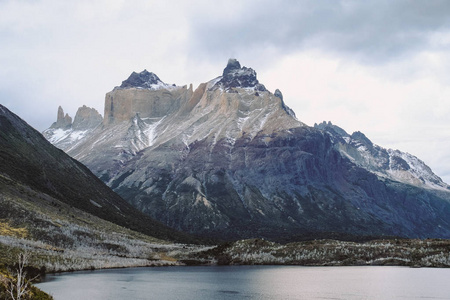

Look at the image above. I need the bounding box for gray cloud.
[188,0,450,64]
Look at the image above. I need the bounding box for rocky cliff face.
[43,60,450,241]
[104,85,192,125]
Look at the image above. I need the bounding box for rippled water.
[36,265,450,300]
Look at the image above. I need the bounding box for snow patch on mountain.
[45,128,71,144]
[127,115,166,154]
[43,127,90,151]
[144,117,165,147]
[134,82,176,91]
[315,121,450,191]
[387,149,448,190]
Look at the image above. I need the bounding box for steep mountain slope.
[0,170,193,272]
[0,104,198,244]
[43,60,450,241]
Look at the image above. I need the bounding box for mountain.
[43,59,450,242]
[314,121,449,190]
[0,104,198,244]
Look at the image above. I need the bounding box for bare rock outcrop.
[104,77,193,125]
[212,58,267,92]
[73,105,103,130]
[118,69,165,89]
[43,105,103,149]
[50,106,72,129]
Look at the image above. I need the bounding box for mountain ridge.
[314,121,450,191]
[42,59,450,241]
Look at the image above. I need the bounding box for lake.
[36,265,450,300]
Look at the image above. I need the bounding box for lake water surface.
[36,265,450,300]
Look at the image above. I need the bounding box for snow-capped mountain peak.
[117,69,175,90]
[211,58,267,92]
[42,61,450,241]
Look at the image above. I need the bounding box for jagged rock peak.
[73,105,103,130]
[50,106,72,129]
[274,88,296,118]
[213,58,267,92]
[314,121,349,137]
[274,89,283,101]
[118,69,172,90]
[222,58,242,76]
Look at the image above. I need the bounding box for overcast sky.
[1,0,450,183]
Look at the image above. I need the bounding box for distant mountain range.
[42,59,450,241]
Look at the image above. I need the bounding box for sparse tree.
[4,252,38,300]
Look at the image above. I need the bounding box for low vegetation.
[0,222,27,240]
[0,193,210,273]
[0,180,211,299]
[198,238,450,267]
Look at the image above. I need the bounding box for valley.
[1,58,450,299]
